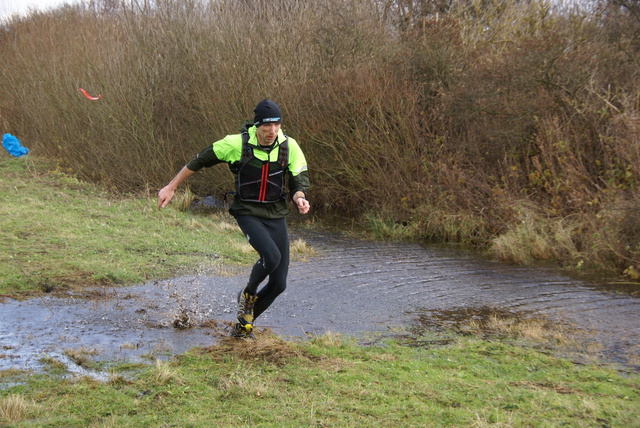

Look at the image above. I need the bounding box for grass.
[0,155,265,298]
[64,347,101,368]
[1,331,638,427]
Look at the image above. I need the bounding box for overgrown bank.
[0,0,638,279]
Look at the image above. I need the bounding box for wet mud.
[1,228,639,379]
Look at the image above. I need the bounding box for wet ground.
[1,227,639,378]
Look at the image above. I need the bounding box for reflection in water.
[1,228,638,376]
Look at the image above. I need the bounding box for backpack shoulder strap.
[278,136,289,169]
[240,131,252,164]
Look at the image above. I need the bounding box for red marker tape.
[78,88,102,100]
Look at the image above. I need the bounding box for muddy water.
[1,227,639,377]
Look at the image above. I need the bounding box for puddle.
[1,227,639,378]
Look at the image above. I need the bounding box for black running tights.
[234,215,289,319]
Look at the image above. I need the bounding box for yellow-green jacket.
[187,125,309,219]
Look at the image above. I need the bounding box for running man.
[158,99,310,337]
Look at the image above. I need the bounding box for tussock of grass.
[170,188,196,212]
[290,237,317,261]
[490,203,581,265]
[469,313,581,349]
[361,212,415,242]
[0,369,26,383]
[200,328,309,367]
[489,200,640,278]
[406,306,616,370]
[0,395,31,423]
[64,346,101,368]
[215,366,269,398]
[208,215,243,233]
[309,331,344,348]
[153,359,182,385]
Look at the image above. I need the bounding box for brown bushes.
[0,0,637,277]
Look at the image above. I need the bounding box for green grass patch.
[0,156,257,298]
[1,331,638,427]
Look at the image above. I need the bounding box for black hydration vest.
[235,131,289,203]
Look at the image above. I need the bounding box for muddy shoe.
[231,321,255,339]
[237,291,257,321]
[232,291,257,338]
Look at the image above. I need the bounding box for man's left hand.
[296,197,310,215]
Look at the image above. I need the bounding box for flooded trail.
[1,228,639,377]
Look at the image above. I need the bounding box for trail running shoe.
[233,291,257,337]
[231,321,255,339]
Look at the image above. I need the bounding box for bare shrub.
[298,61,423,215]
[588,200,640,275]
[0,0,638,276]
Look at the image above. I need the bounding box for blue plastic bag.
[2,134,29,157]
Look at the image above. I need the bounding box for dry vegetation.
[0,0,638,278]
[0,394,32,423]
[203,328,310,366]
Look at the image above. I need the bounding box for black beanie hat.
[253,99,282,127]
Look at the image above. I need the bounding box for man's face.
[256,123,281,146]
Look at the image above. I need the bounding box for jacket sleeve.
[287,138,310,198]
[186,145,223,171]
[289,170,310,199]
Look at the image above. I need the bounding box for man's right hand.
[157,166,196,210]
[157,186,175,210]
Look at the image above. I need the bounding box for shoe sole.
[231,328,256,339]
